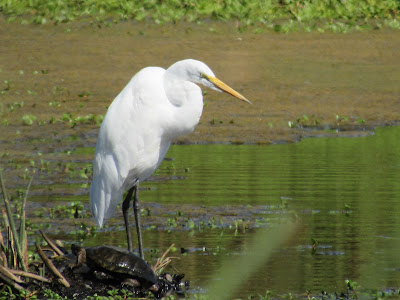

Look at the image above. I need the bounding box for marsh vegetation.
[1,0,400,32]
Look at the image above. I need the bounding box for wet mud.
[0,19,399,147]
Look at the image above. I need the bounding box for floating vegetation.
[48,101,61,107]
[288,114,321,128]
[335,113,366,126]
[7,101,24,112]
[34,201,87,220]
[6,110,104,128]
[77,91,92,98]
[58,113,104,128]
[22,114,37,126]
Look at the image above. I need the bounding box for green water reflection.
[87,127,400,297]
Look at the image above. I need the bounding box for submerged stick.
[36,243,70,288]
[0,169,27,271]
[39,230,65,256]
[10,269,51,283]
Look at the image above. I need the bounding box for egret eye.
[200,72,209,80]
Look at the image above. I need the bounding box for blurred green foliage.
[1,0,399,30]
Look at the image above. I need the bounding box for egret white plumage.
[90,59,251,259]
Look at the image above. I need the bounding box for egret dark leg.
[121,182,144,259]
[122,187,135,253]
[132,182,144,259]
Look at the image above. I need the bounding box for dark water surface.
[79,126,400,298]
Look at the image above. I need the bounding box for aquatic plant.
[166,217,178,228]
[52,85,67,96]
[47,201,85,219]
[288,114,321,128]
[48,101,61,107]
[335,113,367,126]
[78,91,92,98]
[0,80,10,95]
[22,114,37,126]
[7,101,24,112]
[58,112,104,127]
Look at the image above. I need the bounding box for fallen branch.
[0,271,26,292]
[0,264,23,283]
[10,269,51,283]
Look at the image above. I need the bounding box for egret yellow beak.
[202,74,252,104]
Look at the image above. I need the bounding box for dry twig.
[0,272,26,292]
[0,264,23,283]
[10,269,51,283]
[152,244,179,275]
[36,243,70,288]
[39,230,65,257]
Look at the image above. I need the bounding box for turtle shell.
[85,245,157,287]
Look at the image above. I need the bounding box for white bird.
[90,59,251,259]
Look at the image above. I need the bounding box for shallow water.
[2,122,400,297]
[73,126,400,298]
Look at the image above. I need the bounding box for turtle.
[71,244,158,289]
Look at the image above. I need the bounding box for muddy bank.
[0,19,399,148]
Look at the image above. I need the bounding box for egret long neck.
[163,75,204,139]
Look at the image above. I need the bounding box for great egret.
[90,59,251,259]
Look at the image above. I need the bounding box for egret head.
[168,59,252,104]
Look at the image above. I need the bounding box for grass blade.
[19,175,33,268]
[0,226,8,268]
